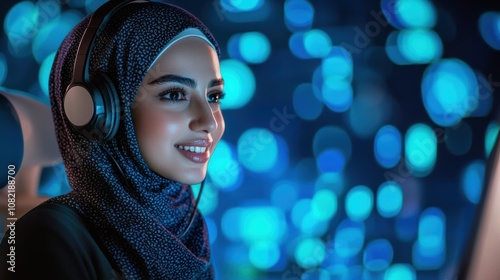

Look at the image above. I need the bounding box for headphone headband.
[64,0,149,142]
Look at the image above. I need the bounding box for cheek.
[214,111,225,142]
[133,108,184,152]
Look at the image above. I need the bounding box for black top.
[0,203,117,279]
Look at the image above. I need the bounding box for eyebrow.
[148,74,224,88]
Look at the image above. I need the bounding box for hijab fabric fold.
[46,2,219,278]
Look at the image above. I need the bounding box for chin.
[170,172,207,185]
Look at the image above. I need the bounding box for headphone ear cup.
[87,72,121,142]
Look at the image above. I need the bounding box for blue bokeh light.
[313,126,352,163]
[377,181,403,218]
[228,32,271,64]
[485,121,500,157]
[348,89,391,138]
[461,160,486,204]
[238,128,278,173]
[284,0,314,31]
[294,238,325,269]
[382,0,437,29]
[4,1,39,57]
[271,181,298,211]
[363,239,393,271]
[384,264,416,280]
[192,182,218,215]
[322,77,353,112]
[346,185,373,221]
[413,207,445,269]
[32,10,83,63]
[208,139,243,191]
[249,241,280,269]
[322,47,353,80]
[222,207,286,243]
[316,149,346,173]
[220,59,256,109]
[315,172,344,195]
[293,83,323,120]
[311,189,337,221]
[221,0,264,12]
[38,51,56,97]
[289,29,331,59]
[386,30,442,65]
[479,12,500,50]
[405,123,437,177]
[334,219,365,258]
[422,59,479,127]
[374,125,402,169]
[0,52,7,85]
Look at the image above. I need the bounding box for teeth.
[177,145,207,153]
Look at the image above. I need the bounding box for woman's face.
[132,37,225,185]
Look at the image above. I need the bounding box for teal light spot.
[479,12,500,50]
[311,189,337,221]
[418,207,445,252]
[363,239,393,271]
[322,46,353,80]
[38,52,56,96]
[293,83,323,120]
[322,77,353,112]
[405,123,437,177]
[229,32,271,63]
[397,29,442,64]
[249,241,280,269]
[422,59,479,127]
[374,125,402,169]
[221,0,264,12]
[208,140,243,190]
[4,1,39,56]
[461,160,485,204]
[334,219,365,258]
[291,199,311,229]
[33,10,82,62]
[346,185,373,221]
[222,207,286,243]
[485,122,500,157]
[304,29,331,58]
[284,0,314,31]
[191,182,218,215]
[220,59,256,109]
[377,181,403,218]
[238,128,278,173]
[294,238,326,269]
[384,264,416,280]
[394,0,437,29]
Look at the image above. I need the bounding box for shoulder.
[0,203,115,279]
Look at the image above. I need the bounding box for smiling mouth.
[175,145,207,154]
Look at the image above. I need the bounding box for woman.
[0,1,224,279]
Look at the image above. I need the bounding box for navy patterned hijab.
[47,2,219,279]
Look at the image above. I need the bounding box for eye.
[158,88,187,102]
[208,91,225,104]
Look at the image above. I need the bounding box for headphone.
[64,0,148,142]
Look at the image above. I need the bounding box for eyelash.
[158,87,226,104]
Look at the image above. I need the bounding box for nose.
[189,96,217,133]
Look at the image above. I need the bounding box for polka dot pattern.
[45,2,219,279]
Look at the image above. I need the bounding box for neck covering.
[46,2,219,279]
